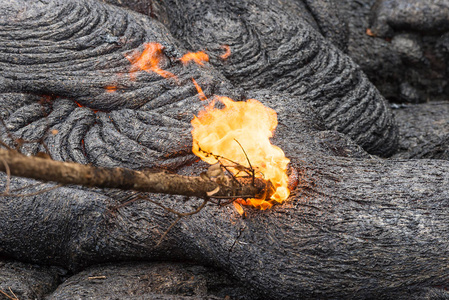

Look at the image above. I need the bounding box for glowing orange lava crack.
[180,51,209,66]
[125,42,176,80]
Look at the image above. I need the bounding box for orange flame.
[233,201,245,216]
[191,96,290,210]
[125,42,176,80]
[220,45,231,60]
[180,51,209,66]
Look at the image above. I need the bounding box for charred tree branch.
[0,148,267,199]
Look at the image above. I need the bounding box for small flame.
[192,78,208,101]
[125,42,176,80]
[220,45,231,60]
[233,201,245,216]
[180,51,209,66]
[191,96,290,210]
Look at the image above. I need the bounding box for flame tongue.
[191,96,290,210]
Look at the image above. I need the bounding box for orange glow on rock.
[192,78,208,101]
[366,28,375,37]
[220,45,231,60]
[104,85,117,93]
[191,96,290,210]
[180,51,209,66]
[125,42,176,80]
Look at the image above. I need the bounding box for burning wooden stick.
[0,148,268,200]
[191,95,290,210]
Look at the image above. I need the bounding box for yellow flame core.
[191,96,290,210]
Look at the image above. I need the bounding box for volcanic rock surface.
[1,0,449,299]
[343,0,449,102]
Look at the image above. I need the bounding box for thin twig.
[197,144,248,173]
[8,288,18,300]
[111,192,211,246]
[0,288,18,300]
[113,196,141,210]
[197,143,242,186]
[234,139,253,171]
[228,226,245,260]
[139,194,208,217]
[233,139,255,185]
[1,184,64,197]
[217,198,236,206]
[156,216,182,246]
[219,161,242,186]
[153,197,209,246]
[197,143,255,181]
[2,182,50,194]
